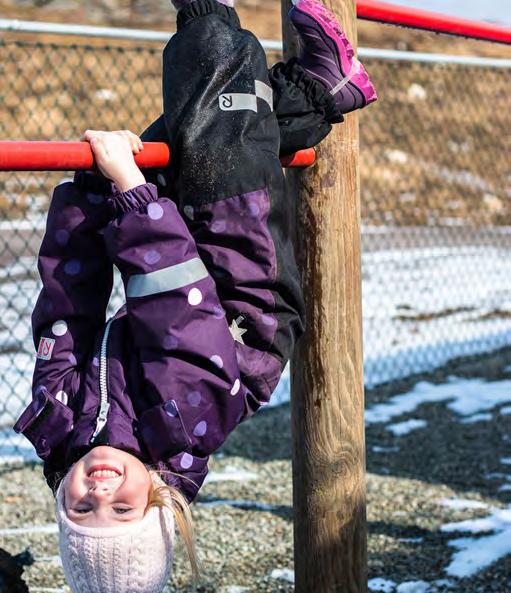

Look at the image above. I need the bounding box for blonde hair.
[145,470,200,583]
[54,464,200,584]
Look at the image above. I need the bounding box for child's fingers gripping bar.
[0,141,315,170]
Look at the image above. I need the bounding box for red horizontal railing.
[0,142,316,170]
[357,0,511,44]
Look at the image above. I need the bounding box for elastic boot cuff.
[177,0,241,30]
[279,58,344,124]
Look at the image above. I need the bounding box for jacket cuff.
[107,182,160,217]
[13,386,74,460]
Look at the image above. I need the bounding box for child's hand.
[81,129,146,192]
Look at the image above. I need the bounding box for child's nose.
[89,484,111,496]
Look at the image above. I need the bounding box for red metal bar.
[357,0,511,45]
[0,141,315,170]
[280,147,316,168]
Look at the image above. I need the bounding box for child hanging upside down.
[13,0,376,590]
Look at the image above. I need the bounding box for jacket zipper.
[90,317,114,444]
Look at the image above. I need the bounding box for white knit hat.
[55,472,175,593]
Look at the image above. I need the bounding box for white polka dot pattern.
[52,320,68,336]
[180,453,193,469]
[210,355,224,368]
[188,288,203,306]
[147,202,164,220]
[187,391,201,406]
[56,390,68,406]
[193,421,207,437]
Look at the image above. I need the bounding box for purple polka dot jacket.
[13,4,307,502]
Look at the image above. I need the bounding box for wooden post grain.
[281,0,368,591]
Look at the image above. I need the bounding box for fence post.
[281,0,368,591]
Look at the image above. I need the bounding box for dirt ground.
[1,346,511,592]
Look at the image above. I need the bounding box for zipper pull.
[90,402,110,443]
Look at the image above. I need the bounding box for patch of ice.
[396,582,431,593]
[204,466,258,484]
[432,579,455,588]
[372,446,400,453]
[438,498,488,510]
[441,505,511,577]
[459,413,492,424]
[387,418,427,436]
[369,578,396,592]
[485,472,510,480]
[366,377,511,425]
[197,498,279,512]
[0,523,58,536]
[270,569,295,583]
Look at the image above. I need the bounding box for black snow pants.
[140,0,343,157]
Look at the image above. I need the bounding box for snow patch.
[197,498,279,512]
[387,418,427,436]
[369,578,396,592]
[438,498,488,510]
[204,466,258,484]
[396,582,431,593]
[441,505,511,577]
[0,523,58,536]
[270,568,295,583]
[459,413,492,424]
[365,377,511,426]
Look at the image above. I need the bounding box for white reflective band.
[219,93,258,113]
[127,257,209,298]
[255,80,273,111]
[330,58,362,96]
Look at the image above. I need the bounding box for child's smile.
[63,446,152,527]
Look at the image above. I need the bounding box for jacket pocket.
[13,386,74,460]
[139,400,192,462]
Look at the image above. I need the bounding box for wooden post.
[282,0,368,591]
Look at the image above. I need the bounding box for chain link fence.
[1,36,510,458]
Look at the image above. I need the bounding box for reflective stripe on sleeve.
[126,257,209,298]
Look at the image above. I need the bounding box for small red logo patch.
[37,337,55,360]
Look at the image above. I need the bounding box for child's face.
[63,445,152,527]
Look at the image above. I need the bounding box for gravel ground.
[1,348,511,592]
